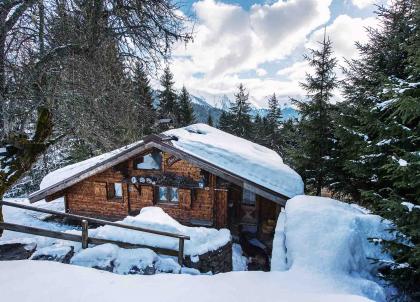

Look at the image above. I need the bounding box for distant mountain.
[152,91,299,125]
[190,95,224,124]
[190,94,299,124]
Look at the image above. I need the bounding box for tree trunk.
[0,107,53,237]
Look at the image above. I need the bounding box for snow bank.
[0,261,373,302]
[89,207,231,256]
[272,195,395,301]
[165,124,303,197]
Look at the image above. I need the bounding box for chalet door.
[240,189,258,226]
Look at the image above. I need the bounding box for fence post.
[81,219,88,249]
[178,238,185,266]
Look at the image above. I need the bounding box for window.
[242,189,256,206]
[157,186,179,204]
[108,183,123,199]
[134,151,161,170]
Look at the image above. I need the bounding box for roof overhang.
[29,135,290,205]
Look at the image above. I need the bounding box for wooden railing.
[0,200,190,265]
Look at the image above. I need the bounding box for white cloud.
[164,1,379,107]
[351,0,376,9]
[167,0,332,106]
[306,14,378,62]
[256,68,267,76]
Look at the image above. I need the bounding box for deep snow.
[88,207,231,256]
[271,195,395,301]
[0,196,394,301]
[0,260,373,302]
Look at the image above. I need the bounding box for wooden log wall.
[63,149,228,227]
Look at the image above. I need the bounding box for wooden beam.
[0,222,179,257]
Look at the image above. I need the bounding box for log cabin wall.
[65,169,130,220]
[63,149,226,226]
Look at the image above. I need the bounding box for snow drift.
[88,207,231,256]
[272,195,395,301]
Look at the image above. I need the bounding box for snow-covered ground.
[0,260,372,302]
[0,196,395,301]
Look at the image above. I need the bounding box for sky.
[159,0,387,108]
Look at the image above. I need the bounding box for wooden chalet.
[29,124,303,246]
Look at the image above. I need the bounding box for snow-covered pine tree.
[158,66,179,126]
[266,93,283,155]
[333,1,419,298]
[178,86,196,126]
[292,32,337,195]
[132,64,156,136]
[228,83,253,139]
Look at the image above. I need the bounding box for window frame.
[107,182,123,200]
[133,151,162,171]
[156,185,179,205]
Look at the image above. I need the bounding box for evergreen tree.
[332,1,419,298]
[132,64,155,135]
[229,83,253,139]
[178,86,196,126]
[292,32,337,195]
[266,93,283,154]
[253,113,264,145]
[158,66,179,125]
[207,114,213,127]
[218,111,232,133]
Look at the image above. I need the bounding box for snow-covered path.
[0,260,372,302]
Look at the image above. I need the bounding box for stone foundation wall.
[184,241,232,274]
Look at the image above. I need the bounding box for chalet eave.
[28,135,289,205]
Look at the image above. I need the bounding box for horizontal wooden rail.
[0,200,190,240]
[0,222,179,257]
[0,200,189,265]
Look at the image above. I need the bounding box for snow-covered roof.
[164,124,303,198]
[39,141,143,191]
[31,124,303,202]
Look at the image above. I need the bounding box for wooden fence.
[0,200,190,265]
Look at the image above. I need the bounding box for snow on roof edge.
[34,124,303,200]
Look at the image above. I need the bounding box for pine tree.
[132,64,155,135]
[266,93,283,154]
[218,111,232,133]
[207,114,213,127]
[178,86,195,126]
[292,32,337,195]
[158,66,179,125]
[332,1,420,298]
[253,113,264,145]
[229,83,253,139]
